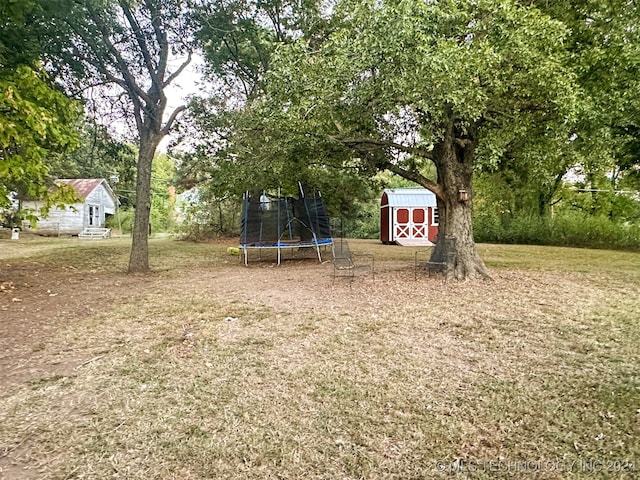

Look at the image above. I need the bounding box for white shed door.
[394,207,428,240]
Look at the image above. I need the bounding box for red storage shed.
[380,188,439,246]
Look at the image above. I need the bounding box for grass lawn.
[0,234,638,479]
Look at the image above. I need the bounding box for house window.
[88,205,100,226]
[432,207,439,226]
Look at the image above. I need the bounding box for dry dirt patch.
[0,261,156,386]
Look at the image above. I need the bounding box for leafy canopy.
[244,0,581,191]
[0,67,81,214]
[1,0,82,217]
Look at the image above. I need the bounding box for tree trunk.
[128,130,161,273]
[430,119,491,280]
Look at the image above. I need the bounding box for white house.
[22,179,118,236]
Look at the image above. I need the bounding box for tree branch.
[144,0,169,80]
[382,161,444,199]
[339,137,434,160]
[327,135,443,198]
[163,51,192,88]
[69,80,118,98]
[133,101,143,133]
[160,105,187,135]
[64,23,143,116]
[119,0,157,81]
[86,5,152,106]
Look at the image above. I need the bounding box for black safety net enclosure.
[239,189,334,265]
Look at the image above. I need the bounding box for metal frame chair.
[415,235,456,279]
[332,239,374,282]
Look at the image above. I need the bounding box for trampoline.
[239,187,334,265]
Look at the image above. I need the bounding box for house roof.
[382,188,437,207]
[57,178,117,203]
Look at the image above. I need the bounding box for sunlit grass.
[0,236,638,479]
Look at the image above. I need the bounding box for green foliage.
[0,0,46,70]
[194,0,329,100]
[213,0,580,222]
[0,0,83,223]
[106,208,134,235]
[610,194,640,223]
[331,200,379,239]
[179,0,367,235]
[175,193,241,240]
[0,65,81,215]
[474,211,640,250]
[480,0,640,216]
[49,120,137,202]
[474,165,640,249]
[175,87,379,230]
[194,0,275,100]
[149,154,177,233]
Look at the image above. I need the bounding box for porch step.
[395,238,434,247]
[78,227,111,239]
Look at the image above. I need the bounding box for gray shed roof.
[382,188,437,207]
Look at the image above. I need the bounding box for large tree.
[482,0,640,219]
[49,0,193,272]
[1,0,81,216]
[224,0,581,279]
[540,0,640,212]
[179,0,376,217]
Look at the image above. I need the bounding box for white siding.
[21,201,84,235]
[86,183,117,215]
[22,181,117,235]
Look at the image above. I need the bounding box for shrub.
[474,211,640,250]
[106,209,134,235]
